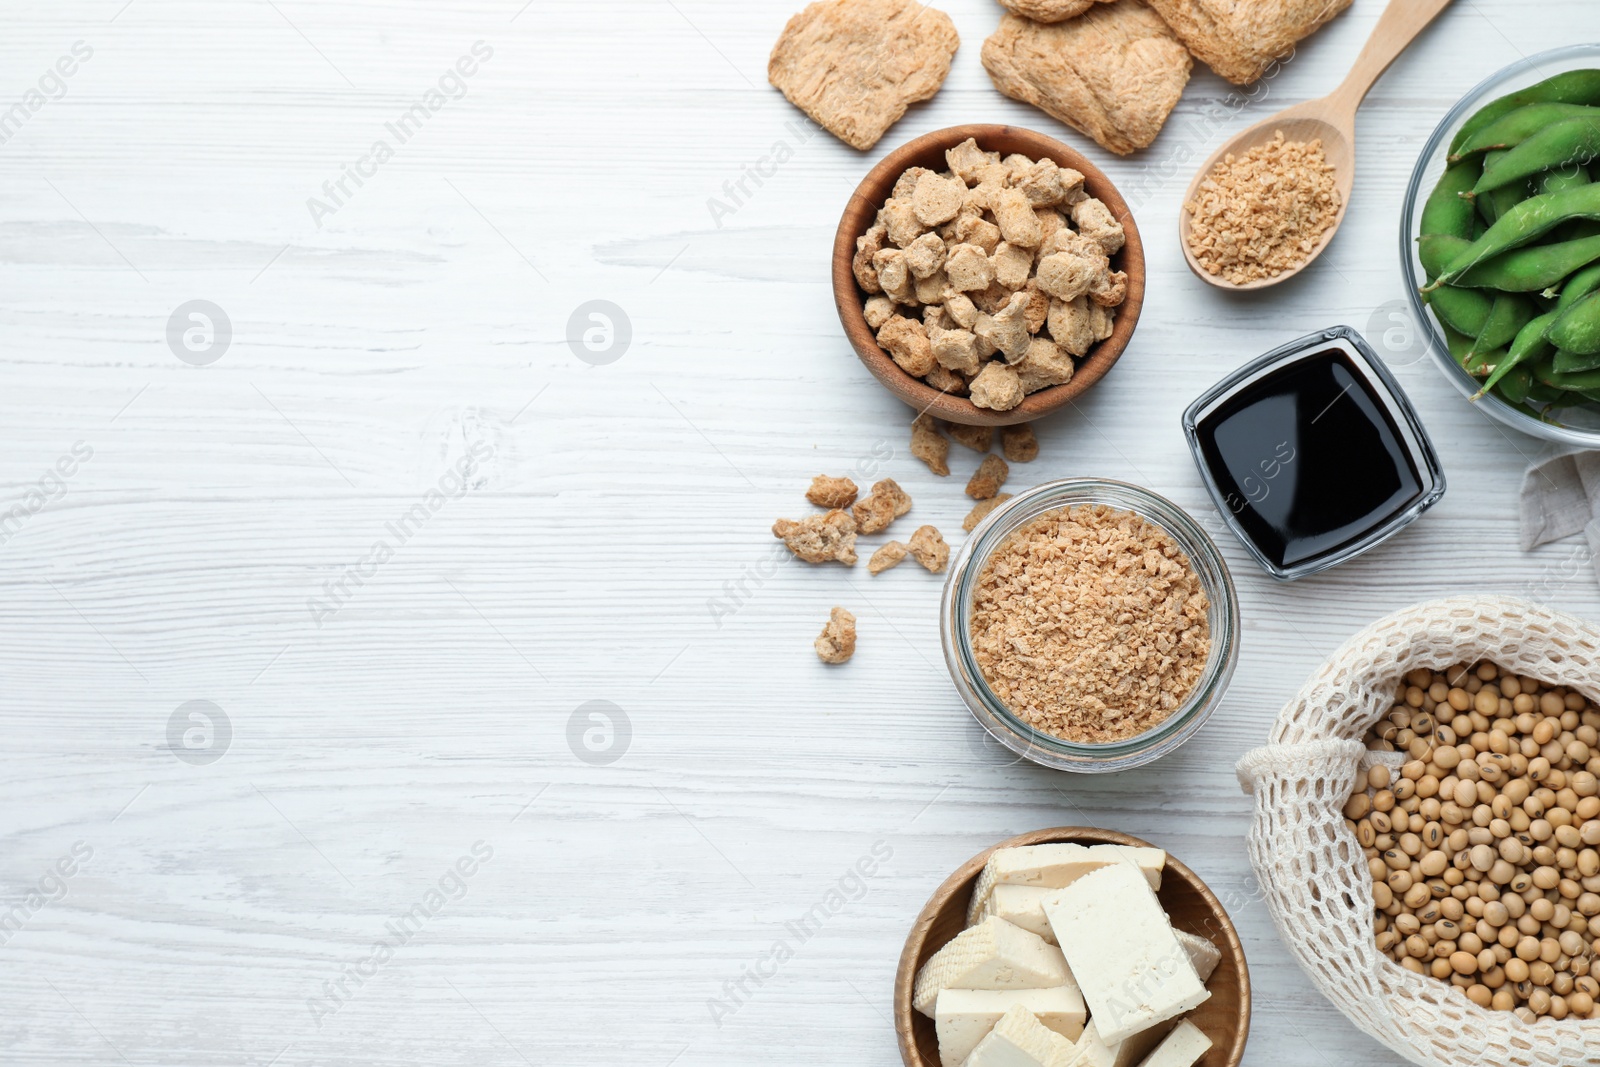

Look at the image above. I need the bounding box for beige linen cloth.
[1521,447,1600,553]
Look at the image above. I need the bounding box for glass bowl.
[938,479,1240,773]
[1401,43,1600,445]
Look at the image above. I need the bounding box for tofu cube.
[912,916,1070,1017]
[935,987,1087,1067]
[1042,864,1208,1045]
[1071,1019,1167,1067]
[968,844,1165,920]
[1136,1019,1212,1067]
[958,1004,1077,1067]
[971,884,1056,943]
[1175,930,1221,983]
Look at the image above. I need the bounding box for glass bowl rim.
[938,477,1240,772]
[1401,42,1600,447]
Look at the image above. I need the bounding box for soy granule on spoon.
[1185,130,1341,285]
[969,504,1210,743]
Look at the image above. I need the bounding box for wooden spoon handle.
[1329,0,1455,112]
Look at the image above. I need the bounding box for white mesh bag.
[1236,596,1600,1066]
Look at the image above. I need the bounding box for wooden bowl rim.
[892,826,1251,1067]
[833,123,1146,428]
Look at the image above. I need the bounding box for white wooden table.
[2,1,1596,1064]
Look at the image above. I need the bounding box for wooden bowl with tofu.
[833,124,1145,428]
[894,827,1249,1067]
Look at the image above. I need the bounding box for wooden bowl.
[833,124,1145,427]
[894,827,1250,1067]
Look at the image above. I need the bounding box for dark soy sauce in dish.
[1194,349,1423,570]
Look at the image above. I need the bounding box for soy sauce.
[1194,349,1424,570]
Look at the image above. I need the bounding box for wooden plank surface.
[2,1,1598,1064]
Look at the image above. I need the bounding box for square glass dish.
[1182,326,1446,581]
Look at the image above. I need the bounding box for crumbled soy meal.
[1184,131,1340,285]
[969,504,1210,742]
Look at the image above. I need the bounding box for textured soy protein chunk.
[904,232,949,279]
[806,475,859,509]
[912,413,951,475]
[946,423,993,453]
[964,494,1013,531]
[1144,0,1351,86]
[975,292,1033,363]
[853,478,912,534]
[878,316,937,377]
[854,223,887,292]
[966,455,1010,500]
[1072,197,1126,255]
[814,606,857,663]
[1000,424,1038,462]
[864,296,897,330]
[868,540,908,574]
[970,362,1025,412]
[908,525,950,572]
[981,5,1191,156]
[913,171,968,227]
[772,509,859,565]
[768,0,960,151]
[1016,337,1076,393]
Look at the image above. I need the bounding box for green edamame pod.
[1526,379,1566,404]
[1477,309,1558,397]
[1541,163,1593,195]
[1428,285,1494,336]
[1553,347,1600,374]
[1453,232,1600,292]
[1473,116,1600,195]
[1475,152,1520,226]
[1540,365,1600,391]
[1471,293,1536,356]
[1548,290,1600,354]
[1450,104,1600,160]
[1421,160,1483,240]
[1442,324,1505,378]
[1451,70,1600,157]
[1461,345,1506,379]
[1559,262,1600,308]
[1481,182,1529,228]
[1419,234,1471,281]
[1493,365,1535,405]
[1432,184,1600,287]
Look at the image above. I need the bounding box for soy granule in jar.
[1184,130,1340,285]
[969,504,1210,743]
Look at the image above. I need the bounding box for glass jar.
[939,478,1240,773]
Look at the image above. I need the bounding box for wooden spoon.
[1179,0,1456,291]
